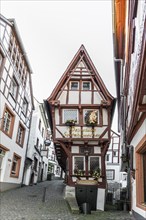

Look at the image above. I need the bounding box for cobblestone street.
[0,180,135,220]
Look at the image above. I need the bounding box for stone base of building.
[0,182,21,192]
[132,210,146,220]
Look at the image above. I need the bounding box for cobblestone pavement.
[0,180,135,220]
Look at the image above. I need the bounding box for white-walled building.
[0,15,34,191]
[106,130,127,203]
[113,1,146,219]
[23,99,50,185]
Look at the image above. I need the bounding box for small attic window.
[70,82,79,90]
[83,82,91,90]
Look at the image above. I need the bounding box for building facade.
[23,99,50,185]
[0,15,34,191]
[106,130,127,205]
[113,0,146,219]
[45,45,115,210]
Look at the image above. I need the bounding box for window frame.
[63,109,78,124]
[83,109,100,125]
[10,153,21,178]
[70,81,79,90]
[16,122,25,147]
[73,156,85,174]
[9,76,19,100]
[106,169,115,180]
[22,97,28,116]
[136,135,146,210]
[88,156,101,172]
[1,105,15,138]
[82,81,91,90]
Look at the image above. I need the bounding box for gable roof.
[47,44,114,103]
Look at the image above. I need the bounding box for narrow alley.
[0,179,135,220]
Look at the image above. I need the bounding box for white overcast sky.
[1,0,118,131]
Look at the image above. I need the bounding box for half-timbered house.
[0,15,34,191]
[45,45,115,210]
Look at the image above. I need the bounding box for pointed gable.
[47,45,114,105]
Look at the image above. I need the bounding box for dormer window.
[70,82,79,90]
[82,82,91,90]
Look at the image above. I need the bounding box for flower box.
[65,120,77,126]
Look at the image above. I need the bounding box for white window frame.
[73,156,85,173]
[70,81,79,90]
[106,170,115,180]
[82,81,91,90]
[63,109,78,123]
[88,156,101,171]
[16,123,25,146]
[10,76,19,99]
[22,97,28,115]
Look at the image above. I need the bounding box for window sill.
[137,203,146,211]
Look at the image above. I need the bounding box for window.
[143,152,146,202]
[89,156,100,172]
[70,82,79,90]
[0,52,5,74]
[84,109,99,125]
[16,123,25,147]
[36,138,39,148]
[136,136,146,210]
[63,109,78,123]
[82,82,91,90]
[42,128,44,137]
[38,119,41,131]
[10,76,19,100]
[73,156,85,173]
[10,153,21,178]
[22,98,28,115]
[106,170,115,180]
[106,154,110,162]
[33,157,38,172]
[113,151,118,156]
[0,148,5,170]
[1,106,15,137]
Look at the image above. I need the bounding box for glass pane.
[89,157,99,172]
[83,82,90,90]
[71,82,78,90]
[106,170,114,180]
[74,157,84,171]
[64,109,77,122]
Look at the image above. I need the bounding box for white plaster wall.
[81,92,92,104]
[94,92,102,104]
[58,91,67,104]
[55,109,59,124]
[68,91,79,104]
[102,109,108,125]
[0,95,29,184]
[96,188,105,211]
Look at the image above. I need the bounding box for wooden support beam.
[137,104,146,112]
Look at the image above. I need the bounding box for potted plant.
[92,168,101,181]
[85,110,98,126]
[65,119,77,126]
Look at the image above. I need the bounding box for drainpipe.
[114,59,127,154]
